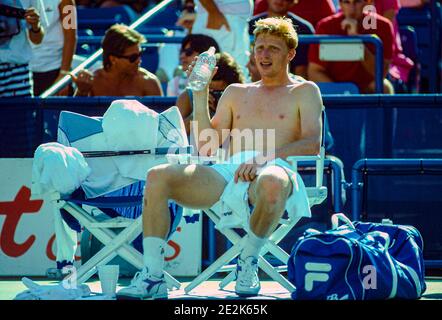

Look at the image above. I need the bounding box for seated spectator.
[371,0,414,92]
[1,2,44,98]
[308,0,395,93]
[192,0,253,78]
[399,0,429,7]
[249,0,315,78]
[30,0,77,97]
[176,51,245,134]
[253,0,336,28]
[72,24,163,96]
[176,0,196,33]
[99,0,149,14]
[166,34,220,97]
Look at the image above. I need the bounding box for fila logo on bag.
[304,262,332,291]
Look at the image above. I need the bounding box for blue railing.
[351,158,442,268]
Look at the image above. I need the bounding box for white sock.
[240,230,267,260]
[142,237,167,277]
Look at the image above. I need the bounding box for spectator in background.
[99,0,149,14]
[249,0,314,78]
[0,1,44,157]
[191,0,253,78]
[30,0,77,96]
[167,34,220,96]
[0,1,44,97]
[176,0,196,33]
[176,51,245,134]
[399,0,429,7]
[308,0,395,93]
[371,0,414,92]
[253,0,336,28]
[72,24,163,96]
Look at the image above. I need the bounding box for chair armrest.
[287,147,325,188]
[166,148,226,165]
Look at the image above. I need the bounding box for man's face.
[112,44,142,75]
[254,34,294,79]
[180,42,199,71]
[340,0,368,20]
[267,0,293,16]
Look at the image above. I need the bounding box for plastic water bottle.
[188,46,216,91]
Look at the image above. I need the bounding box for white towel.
[102,101,188,181]
[14,278,91,300]
[102,99,160,181]
[31,142,91,196]
[102,99,159,152]
[211,151,311,231]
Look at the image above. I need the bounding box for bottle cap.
[208,46,216,55]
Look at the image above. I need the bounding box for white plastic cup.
[97,265,119,298]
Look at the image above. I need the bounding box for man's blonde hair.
[253,17,298,50]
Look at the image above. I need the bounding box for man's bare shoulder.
[289,80,322,97]
[138,68,160,82]
[223,82,259,95]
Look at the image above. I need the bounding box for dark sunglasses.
[210,89,224,100]
[114,49,144,63]
[180,47,196,57]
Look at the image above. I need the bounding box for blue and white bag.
[287,214,426,300]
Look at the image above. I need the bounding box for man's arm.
[198,0,230,31]
[192,84,233,155]
[71,69,94,96]
[294,65,308,79]
[25,8,44,44]
[176,90,193,134]
[361,47,391,79]
[273,82,323,160]
[308,62,333,83]
[144,77,164,96]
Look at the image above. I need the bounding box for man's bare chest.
[232,95,299,131]
[94,78,144,96]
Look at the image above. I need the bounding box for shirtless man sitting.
[73,24,163,97]
[117,17,323,299]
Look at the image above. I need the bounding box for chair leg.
[257,256,295,292]
[184,237,246,294]
[63,203,181,289]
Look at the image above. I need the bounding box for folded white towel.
[210,151,312,231]
[31,142,91,196]
[102,101,188,181]
[14,277,91,300]
[102,99,159,152]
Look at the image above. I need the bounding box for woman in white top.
[30,0,77,96]
[0,0,44,97]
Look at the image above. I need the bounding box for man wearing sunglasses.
[73,24,163,97]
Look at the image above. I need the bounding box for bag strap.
[366,231,391,252]
[331,213,355,230]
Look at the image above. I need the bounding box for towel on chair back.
[57,100,188,198]
[287,213,426,300]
